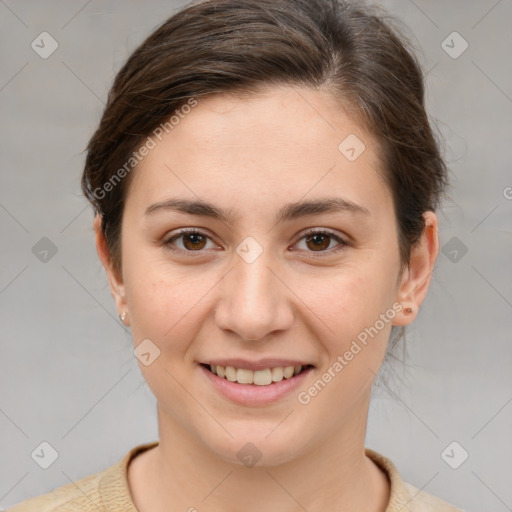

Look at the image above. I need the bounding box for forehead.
[127,86,390,219]
[159,86,369,153]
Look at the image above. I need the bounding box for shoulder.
[365,448,465,512]
[6,442,159,512]
[402,481,466,512]
[6,469,108,512]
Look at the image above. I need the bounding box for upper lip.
[200,358,314,371]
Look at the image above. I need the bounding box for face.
[97,85,437,466]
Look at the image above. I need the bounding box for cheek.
[294,270,394,410]
[298,265,396,343]
[122,248,227,356]
[124,266,211,400]
[126,271,203,338]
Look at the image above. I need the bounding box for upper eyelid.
[293,228,348,250]
[165,227,347,249]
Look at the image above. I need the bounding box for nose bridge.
[215,249,293,341]
[236,252,275,305]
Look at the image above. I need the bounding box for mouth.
[200,363,314,386]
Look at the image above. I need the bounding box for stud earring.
[119,311,127,323]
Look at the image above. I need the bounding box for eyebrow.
[144,197,370,224]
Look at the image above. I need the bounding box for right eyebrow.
[144,197,371,224]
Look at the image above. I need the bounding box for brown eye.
[182,232,207,250]
[294,229,347,255]
[305,233,331,251]
[164,229,216,253]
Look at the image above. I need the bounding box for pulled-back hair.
[82,0,448,284]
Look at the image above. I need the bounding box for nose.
[214,253,294,341]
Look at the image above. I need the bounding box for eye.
[293,228,348,255]
[162,227,348,257]
[163,228,218,253]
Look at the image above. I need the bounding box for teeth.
[253,369,272,386]
[283,366,294,378]
[225,366,237,382]
[208,364,305,386]
[271,367,283,382]
[237,368,254,384]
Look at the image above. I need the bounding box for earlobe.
[93,214,129,324]
[392,211,439,326]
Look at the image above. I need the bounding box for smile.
[199,362,315,406]
[203,363,312,386]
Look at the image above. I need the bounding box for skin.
[94,85,439,512]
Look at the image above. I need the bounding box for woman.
[10,0,464,510]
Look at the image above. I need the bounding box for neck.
[129,390,390,512]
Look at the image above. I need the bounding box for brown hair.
[82,0,447,282]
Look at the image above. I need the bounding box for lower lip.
[198,364,314,407]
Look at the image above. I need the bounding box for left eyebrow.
[275,197,371,224]
[144,197,371,224]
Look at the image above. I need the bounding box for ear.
[392,211,439,326]
[93,214,129,325]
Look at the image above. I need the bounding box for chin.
[197,424,309,469]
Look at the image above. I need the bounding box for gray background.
[1,1,511,510]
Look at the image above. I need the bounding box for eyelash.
[163,227,349,258]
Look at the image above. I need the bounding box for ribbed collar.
[102,442,418,512]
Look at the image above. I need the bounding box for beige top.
[8,441,464,511]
